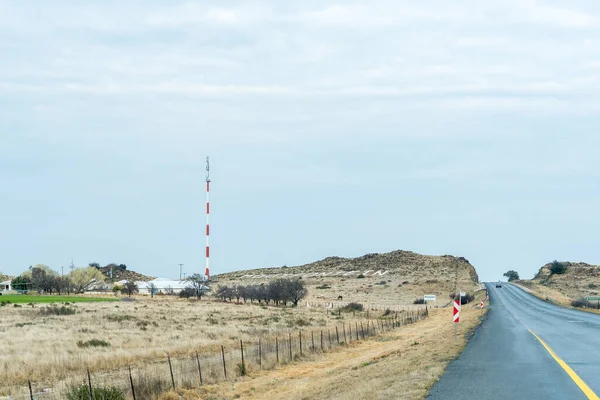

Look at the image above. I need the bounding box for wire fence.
[4,307,428,400]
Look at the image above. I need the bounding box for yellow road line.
[529,330,600,400]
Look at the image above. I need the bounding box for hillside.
[216,250,480,306]
[0,273,12,282]
[95,265,155,283]
[520,261,600,302]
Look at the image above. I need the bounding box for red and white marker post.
[453,299,460,339]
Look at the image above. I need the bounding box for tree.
[185,274,209,299]
[31,267,55,293]
[147,282,158,298]
[549,261,567,275]
[284,279,308,306]
[88,262,101,269]
[11,276,31,292]
[124,281,138,297]
[70,267,106,293]
[503,270,520,282]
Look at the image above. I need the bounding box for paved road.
[428,283,600,399]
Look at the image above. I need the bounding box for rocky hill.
[0,273,12,282]
[216,250,480,305]
[525,261,600,300]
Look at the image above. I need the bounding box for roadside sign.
[424,294,436,302]
[460,291,466,297]
[585,297,600,301]
[453,300,460,323]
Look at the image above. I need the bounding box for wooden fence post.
[355,322,359,340]
[343,324,347,344]
[276,337,279,363]
[195,352,203,386]
[240,340,245,375]
[221,345,227,379]
[28,380,33,400]
[360,322,365,339]
[259,338,262,370]
[87,368,93,400]
[328,330,331,346]
[167,354,175,390]
[320,331,324,351]
[336,326,340,344]
[129,366,136,400]
[289,333,293,360]
[299,331,303,356]
[311,331,315,352]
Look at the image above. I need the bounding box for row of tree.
[215,279,308,306]
[11,265,105,294]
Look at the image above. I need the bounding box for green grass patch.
[0,295,117,304]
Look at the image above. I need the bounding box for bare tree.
[124,281,138,297]
[185,273,209,299]
[147,282,158,298]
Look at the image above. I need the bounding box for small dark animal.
[337,295,343,300]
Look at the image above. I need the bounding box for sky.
[1,0,600,282]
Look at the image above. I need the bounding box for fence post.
[299,331,303,356]
[28,380,33,400]
[87,368,93,400]
[360,322,365,339]
[336,326,340,344]
[167,354,175,390]
[276,337,279,363]
[289,333,293,360]
[355,322,359,340]
[320,331,324,351]
[259,338,262,370]
[343,324,347,344]
[240,340,245,375]
[195,352,203,386]
[128,366,136,400]
[221,345,227,379]
[328,330,331,347]
[311,331,315,353]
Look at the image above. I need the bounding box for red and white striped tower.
[205,156,211,280]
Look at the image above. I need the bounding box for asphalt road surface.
[428,283,600,399]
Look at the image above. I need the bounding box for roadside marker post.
[453,299,460,340]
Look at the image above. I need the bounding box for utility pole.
[179,264,184,280]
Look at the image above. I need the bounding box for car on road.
[496,282,502,288]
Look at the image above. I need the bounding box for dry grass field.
[0,294,426,397]
[0,250,482,398]
[156,300,487,400]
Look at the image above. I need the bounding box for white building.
[115,278,207,295]
[1,280,12,294]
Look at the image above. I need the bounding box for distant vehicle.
[496,282,502,288]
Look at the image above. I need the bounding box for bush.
[357,274,365,279]
[413,298,425,305]
[134,376,171,399]
[572,298,599,309]
[38,306,76,316]
[449,293,475,305]
[341,302,364,312]
[315,284,331,290]
[382,309,392,316]
[77,339,111,348]
[549,261,567,275]
[179,287,196,298]
[237,363,247,376]
[66,385,125,400]
[106,314,135,322]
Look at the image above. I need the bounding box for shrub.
[77,339,110,348]
[341,302,364,312]
[549,261,567,275]
[316,284,331,290]
[134,376,171,399]
[66,385,125,400]
[449,293,475,305]
[382,309,392,316]
[413,298,425,305]
[38,306,76,316]
[237,363,247,376]
[357,274,365,279]
[179,287,196,298]
[106,314,135,322]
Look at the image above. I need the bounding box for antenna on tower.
[205,156,211,281]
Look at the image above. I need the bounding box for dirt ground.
[158,300,487,400]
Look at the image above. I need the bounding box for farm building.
[1,280,12,293]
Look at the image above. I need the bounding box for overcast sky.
[2,0,600,281]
